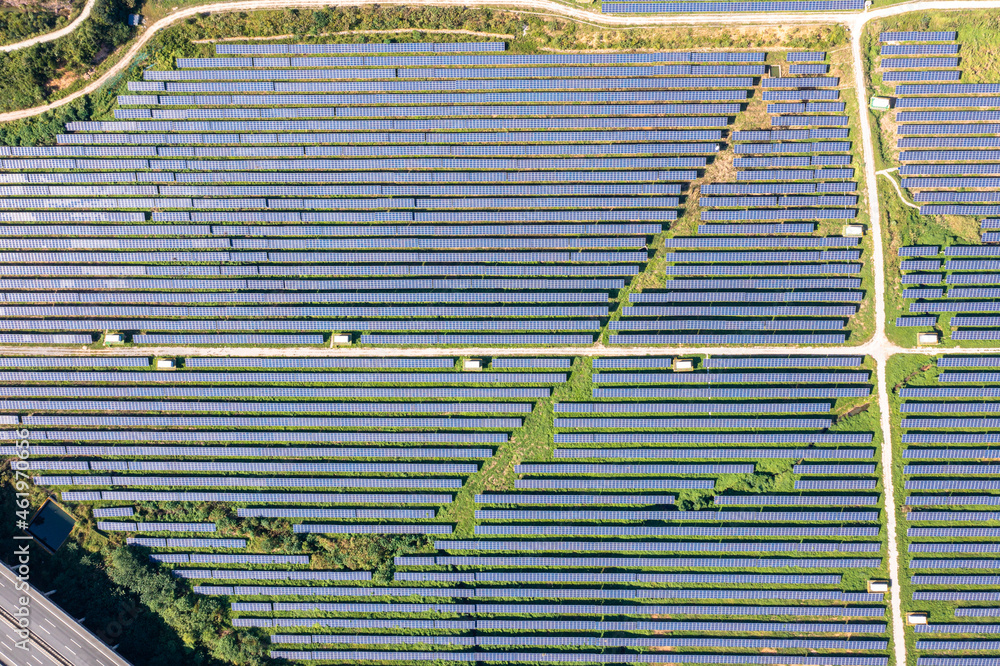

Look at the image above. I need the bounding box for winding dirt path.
[0,0,97,53]
[880,168,922,210]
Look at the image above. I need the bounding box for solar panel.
[937,357,1000,367]
[897,316,938,327]
[39,475,463,489]
[0,357,148,367]
[397,555,881,567]
[272,636,886,648]
[882,58,960,68]
[555,402,830,413]
[256,619,884,632]
[702,356,862,368]
[474,494,677,504]
[899,246,941,257]
[788,64,830,74]
[592,371,868,383]
[883,70,961,81]
[69,491,454,503]
[217,42,507,54]
[787,52,826,61]
[515,479,714,489]
[135,334,326,345]
[0,371,565,383]
[603,1,864,12]
[880,31,957,41]
[551,448,870,458]
[491,358,573,369]
[185,358,455,368]
[92,507,134,518]
[292,524,453,534]
[882,44,959,55]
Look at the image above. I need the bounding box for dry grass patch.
[48,68,78,91]
[939,214,982,243]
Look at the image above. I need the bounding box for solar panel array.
[6,37,893,664]
[893,243,1000,341]
[19,348,889,662]
[601,0,865,12]
[881,32,958,42]
[881,33,1000,342]
[17,357,575,586]
[0,43,792,347]
[610,57,861,344]
[273,356,885,663]
[430,357,882,624]
[898,356,1000,661]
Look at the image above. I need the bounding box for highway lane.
[0,616,61,666]
[0,562,132,666]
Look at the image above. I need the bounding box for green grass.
[879,169,996,347]
[884,354,1000,664]
[11,352,900,664]
[0,0,85,48]
[436,356,593,536]
[864,10,1000,346]
[836,42,878,345]
[610,39,876,347]
[885,354,944,666]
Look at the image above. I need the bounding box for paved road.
[0,617,61,666]
[0,0,97,53]
[0,563,132,666]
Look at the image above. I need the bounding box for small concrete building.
[870,96,890,111]
[464,358,482,371]
[868,580,890,594]
[918,332,940,345]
